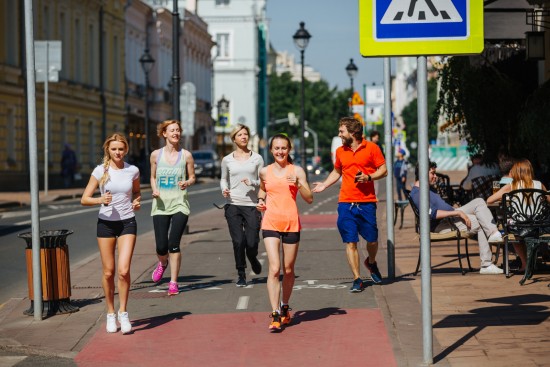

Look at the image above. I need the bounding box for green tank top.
[151,148,190,216]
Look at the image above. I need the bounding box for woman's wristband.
[257,197,265,203]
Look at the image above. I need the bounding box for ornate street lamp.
[293,21,311,178]
[139,48,155,180]
[346,58,358,114]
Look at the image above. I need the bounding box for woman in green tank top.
[149,120,196,296]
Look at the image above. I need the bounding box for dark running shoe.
[269,311,282,332]
[236,275,247,287]
[364,257,382,284]
[350,278,364,293]
[280,304,293,326]
[250,257,262,275]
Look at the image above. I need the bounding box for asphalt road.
[0,179,222,305]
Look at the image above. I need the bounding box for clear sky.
[266,0,387,91]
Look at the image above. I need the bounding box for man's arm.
[312,167,342,193]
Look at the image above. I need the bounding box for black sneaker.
[236,275,247,287]
[250,257,262,275]
[350,278,364,292]
[364,257,382,284]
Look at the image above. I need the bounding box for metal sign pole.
[24,0,43,321]
[383,57,395,280]
[418,56,433,364]
[44,42,49,195]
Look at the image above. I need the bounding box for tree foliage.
[268,72,350,169]
[401,78,439,164]
[434,53,539,165]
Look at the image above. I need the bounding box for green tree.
[401,78,439,164]
[268,72,349,170]
[434,53,538,164]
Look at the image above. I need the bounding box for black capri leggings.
[153,212,189,255]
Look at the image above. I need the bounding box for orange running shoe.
[268,311,282,332]
[280,304,292,326]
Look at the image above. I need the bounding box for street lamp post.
[140,48,155,180]
[293,21,311,179]
[217,96,229,156]
[346,58,358,115]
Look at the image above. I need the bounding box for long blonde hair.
[99,133,129,187]
[510,159,535,190]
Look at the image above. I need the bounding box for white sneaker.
[106,313,117,333]
[479,263,504,275]
[118,311,132,334]
[488,231,503,243]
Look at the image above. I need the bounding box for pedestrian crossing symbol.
[359,0,483,57]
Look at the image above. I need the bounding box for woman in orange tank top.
[256,134,313,332]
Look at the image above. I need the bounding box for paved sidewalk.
[1,179,550,366]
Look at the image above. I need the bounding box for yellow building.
[0,0,126,190]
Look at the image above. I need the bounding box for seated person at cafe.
[461,154,500,190]
[411,161,504,275]
[498,156,515,186]
[487,158,549,272]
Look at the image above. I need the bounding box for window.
[216,33,230,58]
[7,109,16,164]
[75,19,82,82]
[215,0,230,5]
[88,24,96,85]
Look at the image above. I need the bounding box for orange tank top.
[261,164,300,232]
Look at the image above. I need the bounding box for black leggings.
[153,212,189,255]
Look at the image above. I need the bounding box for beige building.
[0,0,126,190]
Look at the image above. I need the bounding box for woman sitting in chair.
[487,158,549,272]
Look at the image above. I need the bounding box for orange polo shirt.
[334,140,385,203]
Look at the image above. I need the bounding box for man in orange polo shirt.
[313,117,387,292]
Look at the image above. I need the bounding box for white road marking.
[0,356,27,366]
[236,296,249,310]
[13,187,220,225]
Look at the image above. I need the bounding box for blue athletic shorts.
[337,202,378,243]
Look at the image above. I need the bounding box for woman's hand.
[178,180,190,190]
[152,190,160,198]
[132,198,141,211]
[286,174,298,186]
[241,178,251,186]
[222,188,230,198]
[256,199,266,212]
[102,191,112,206]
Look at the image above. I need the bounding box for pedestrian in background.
[313,117,387,292]
[257,133,313,332]
[220,124,264,287]
[150,120,196,296]
[81,133,141,334]
[61,144,78,188]
[394,149,408,201]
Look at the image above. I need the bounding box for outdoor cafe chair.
[501,188,550,285]
[405,189,473,275]
[471,174,500,201]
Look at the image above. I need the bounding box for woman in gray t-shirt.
[220,124,264,287]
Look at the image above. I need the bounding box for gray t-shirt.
[220,151,264,206]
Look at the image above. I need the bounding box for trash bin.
[18,230,79,317]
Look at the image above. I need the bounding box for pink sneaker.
[168,281,179,296]
[152,261,167,283]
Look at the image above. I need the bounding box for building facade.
[0,0,126,190]
[198,0,268,156]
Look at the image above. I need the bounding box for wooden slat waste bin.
[18,230,79,317]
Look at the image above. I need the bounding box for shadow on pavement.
[291,307,347,325]
[131,311,191,333]
[433,293,550,363]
